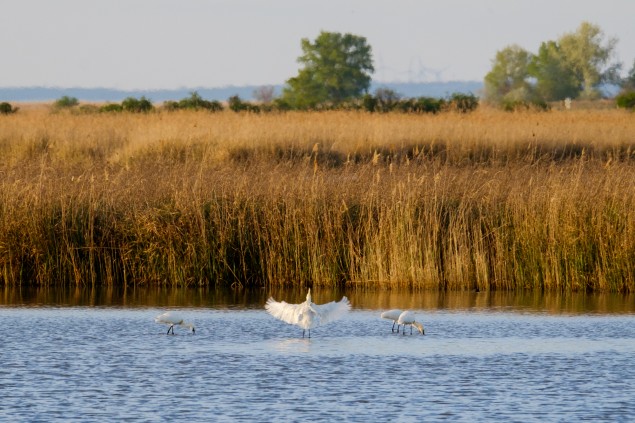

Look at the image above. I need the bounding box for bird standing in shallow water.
[397,310,425,335]
[265,289,351,338]
[155,311,196,335]
[380,309,404,333]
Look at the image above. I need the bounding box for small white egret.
[380,309,403,333]
[155,311,196,335]
[265,288,351,338]
[397,310,425,335]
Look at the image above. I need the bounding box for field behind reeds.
[1,107,634,291]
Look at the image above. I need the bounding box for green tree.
[529,41,579,101]
[484,45,534,104]
[558,21,620,99]
[281,31,374,108]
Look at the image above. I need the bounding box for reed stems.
[1,108,634,291]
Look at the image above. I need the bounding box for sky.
[2,0,634,90]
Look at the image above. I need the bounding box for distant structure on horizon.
[0,81,483,102]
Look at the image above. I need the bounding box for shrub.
[202,100,224,112]
[501,99,550,112]
[395,98,416,113]
[162,92,224,112]
[121,96,154,113]
[447,93,479,113]
[0,102,18,114]
[54,96,79,109]
[162,100,180,112]
[616,91,635,110]
[228,95,247,112]
[179,92,223,112]
[228,95,259,113]
[362,94,377,112]
[272,98,292,111]
[374,88,401,112]
[179,91,205,110]
[100,103,124,113]
[362,94,444,114]
[413,97,445,114]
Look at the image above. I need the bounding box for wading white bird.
[155,311,196,335]
[265,288,351,338]
[397,310,425,335]
[380,309,404,333]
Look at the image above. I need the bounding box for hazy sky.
[2,0,634,90]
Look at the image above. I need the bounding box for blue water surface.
[1,306,634,422]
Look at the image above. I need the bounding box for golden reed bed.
[1,107,634,291]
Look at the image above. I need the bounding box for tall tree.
[557,21,620,99]
[282,31,374,108]
[529,41,579,101]
[483,45,534,104]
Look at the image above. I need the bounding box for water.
[2,289,635,421]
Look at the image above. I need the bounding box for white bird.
[265,288,351,338]
[155,311,196,335]
[397,310,425,335]
[380,309,403,333]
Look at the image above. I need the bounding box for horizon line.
[0,80,483,92]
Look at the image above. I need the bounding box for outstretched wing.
[314,296,351,325]
[265,298,303,325]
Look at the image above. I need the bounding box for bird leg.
[302,329,305,338]
[410,325,413,335]
[167,325,174,335]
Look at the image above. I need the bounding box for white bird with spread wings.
[265,289,351,338]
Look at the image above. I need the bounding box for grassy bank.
[1,108,634,291]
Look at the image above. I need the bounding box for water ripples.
[2,307,634,421]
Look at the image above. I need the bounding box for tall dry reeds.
[1,107,634,291]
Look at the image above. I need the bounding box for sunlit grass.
[1,106,634,291]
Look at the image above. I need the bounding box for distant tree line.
[30,89,478,116]
[4,25,634,115]
[33,31,478,115]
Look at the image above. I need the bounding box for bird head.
[413,322,425,335]
[306,288,312,303]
